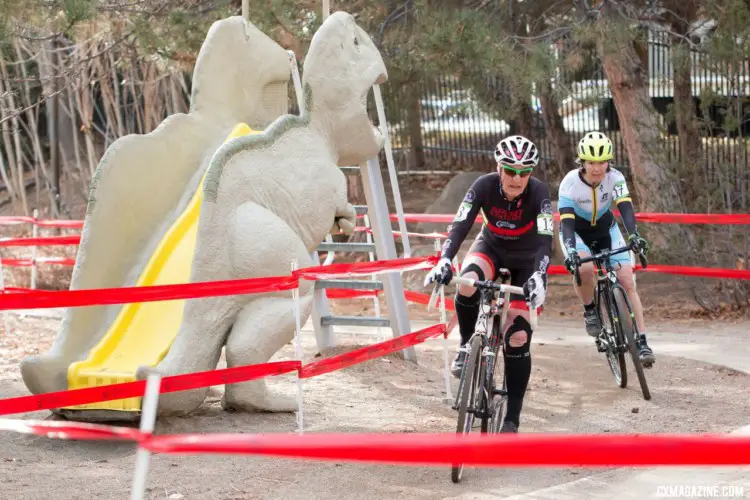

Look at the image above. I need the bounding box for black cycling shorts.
[461,236,534,309]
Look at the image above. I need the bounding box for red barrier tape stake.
[300,323,447,378]
[0,361,301,416]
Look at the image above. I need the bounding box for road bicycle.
[429,270,538,483]
[568,241,651,400]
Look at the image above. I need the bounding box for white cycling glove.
[523,271,546,309]
[423,257,453,288]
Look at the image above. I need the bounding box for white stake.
[31,209,38,290]
[373,84,411,258]
[130,373,162,500]
[292,260,304,435]
[0,256,9,334]
[435,239,452,400]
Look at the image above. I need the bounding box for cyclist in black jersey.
[424,135,553,434]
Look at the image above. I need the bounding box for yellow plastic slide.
[65,123,257,412]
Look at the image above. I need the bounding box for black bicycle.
[429,271,538,483]
[568,241,651,401]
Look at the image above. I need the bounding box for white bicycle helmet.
[494,135,539,168]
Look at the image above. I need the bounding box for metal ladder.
[285,49,416,362]
[310,159,415,362]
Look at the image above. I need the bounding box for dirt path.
[1,312,749,500]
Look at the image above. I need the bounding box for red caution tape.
[295,255,437,280]
[383,212,750,225]
[34,220,84,229]
[324,288,380,299]
[2,212,747,230]
[0,287,50,294]
[404,290,455,311]
[1,257,76,267]
[299,323,448,379]
[0,216,84,228]
[0,418,145,441]
[548,264,750,280]
[354,227,449,240]
[637,264,750,280]
[0,275,299,311]
[0,360,301,416]
[614,211,750,225]
[141,431,750,466]
[0,235,81,247]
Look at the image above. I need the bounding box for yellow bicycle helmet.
[577,131,613,162]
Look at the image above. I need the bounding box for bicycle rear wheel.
[599,286,627,388]
[613,285,651,400]
[452,334,483,483]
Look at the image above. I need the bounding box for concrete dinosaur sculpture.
[140,11,388,416]
[20,16,291,396]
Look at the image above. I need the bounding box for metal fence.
[373,32,750,185]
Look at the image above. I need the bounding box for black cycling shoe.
[636,334,656,368]
[450,349,468,379]
[584,307,601,337]
[500,420,518,433]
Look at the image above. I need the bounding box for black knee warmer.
[503,315,533,427]
[454,264,485,346]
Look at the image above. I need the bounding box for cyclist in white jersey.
[558,132,655,367]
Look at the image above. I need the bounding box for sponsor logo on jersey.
[489,207,524,220]
[454,202,472,222]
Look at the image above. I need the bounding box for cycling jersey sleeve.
[532,182,554,278]
[611,169,638,235]
[440,176,489,261]
[557,174,577,251]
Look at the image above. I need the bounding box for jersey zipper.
[591,186,597,226]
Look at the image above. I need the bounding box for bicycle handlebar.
[571,241,648,286]
[427,276,538,331]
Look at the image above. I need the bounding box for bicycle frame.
[575,243,638,338]
[433,276,538,413]
[428,275,540,482]
[571,241,652,400]
[453,278,508,413]
[427,277,538,331]
[574,243,636,284]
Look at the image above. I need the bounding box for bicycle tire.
[612,285,651,400]
[452,334,483,483]
[479,356,490,434]
[488,315,506,434]
[599,284,627,388]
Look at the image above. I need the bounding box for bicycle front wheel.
[599,285,627,388]
[452,334,483,483]
[613,285,651,401]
